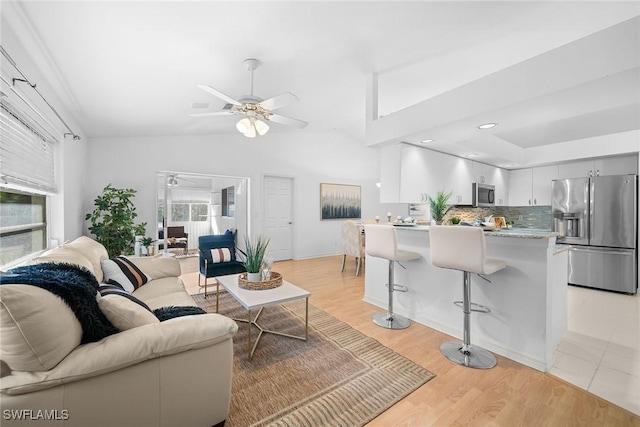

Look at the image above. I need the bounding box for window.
[222,186,235,217]
[0,102,56,192]
[0,190,47,266]
[0,100,56,266]
[171,202,208,222]
[171,203,190,222]
[190,203,208,222]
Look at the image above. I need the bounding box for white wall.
[1,6,89,245]
[59,138,89,242]
[85,131,404,259]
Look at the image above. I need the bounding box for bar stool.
[428,225,506,369]
[364,224,421,329]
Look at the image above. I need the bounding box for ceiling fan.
[190,58,308,137]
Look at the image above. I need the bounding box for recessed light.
[420,139,434,144]
[478,123,497,129]
[465,153,479,158]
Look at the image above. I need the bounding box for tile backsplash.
[441,206,552,229]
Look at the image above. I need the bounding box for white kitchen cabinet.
[400,145,430,203]
[558,155,638,179]
[400,146,457,203]
[379,144,402,203]
[508,169,533,206]
[472,162,491,184]
[489,167,510,206]
[557,160,594,179]
[595,155,638,176]
[532,165,558,205]
[508,165,557,206]
[448,156,474,205]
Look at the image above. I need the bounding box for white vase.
[134,236,143,257]
[246,272,261,282]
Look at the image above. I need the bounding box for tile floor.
[551,285,640,416]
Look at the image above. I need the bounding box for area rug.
[193,292,435,427]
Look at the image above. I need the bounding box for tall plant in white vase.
[243,235,270,281]
[429,190,453,225]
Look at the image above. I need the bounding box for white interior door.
[263,176,293,261]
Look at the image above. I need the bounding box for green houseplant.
[450,216,461,225]
[85,184,147,257]
[141,236,155,256]
[243,235,270,281]
[428,190,453,225]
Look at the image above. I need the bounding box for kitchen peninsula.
[364,226,568,372]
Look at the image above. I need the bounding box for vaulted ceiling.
[2,1,639,167]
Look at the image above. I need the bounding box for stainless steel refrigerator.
[552,174,638,294]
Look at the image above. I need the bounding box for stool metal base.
[440,341,497,369]
[372,312,411,329]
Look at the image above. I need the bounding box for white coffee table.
[214,273,311,360]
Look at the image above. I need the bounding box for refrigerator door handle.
[570,247,635,256]
[589,180,595,241]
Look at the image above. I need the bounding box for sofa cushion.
[128,255,181,279]
[63,236,109,283]
[1,263,118,344]
[101,256,151,292]
[0,285,82,371]
[133,277,196,310]
[98,294,159,331]
[98,283,153,311]
[27,247,95,277]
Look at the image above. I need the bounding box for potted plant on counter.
[428,190,453,225]
[243,235,271,281]
[450,216,461,225]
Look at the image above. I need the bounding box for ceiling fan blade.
[196,84,241,106]
[259,92,299,111]
[189,111,235,117]
[268,113,308,129]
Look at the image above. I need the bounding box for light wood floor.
[180,256,640,426]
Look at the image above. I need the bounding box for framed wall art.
[320,183,361,220]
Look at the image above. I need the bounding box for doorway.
[157,171,250,255]
[263,176,294,261]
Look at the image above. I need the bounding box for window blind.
[0,102,57,193]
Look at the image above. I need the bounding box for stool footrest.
[385,283,408,292]
[453,301,491,313]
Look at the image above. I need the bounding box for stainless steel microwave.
[472,183,495,207]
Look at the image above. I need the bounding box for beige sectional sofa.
[0,236,238,427]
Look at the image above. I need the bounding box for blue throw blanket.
[0,263,119,343]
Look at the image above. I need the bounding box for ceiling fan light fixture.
[254,118,269,136]
[244,120,257,138]
[236,117,251,134]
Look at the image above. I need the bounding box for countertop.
[391,224,559,239]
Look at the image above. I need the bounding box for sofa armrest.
[128,255,181,279]
[1,313,238,395]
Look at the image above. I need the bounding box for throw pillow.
[98,294,159,331]
[210,248,232,263]
[101,256,151,293]
[98,283,154,312]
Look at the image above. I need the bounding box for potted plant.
[141,236,155,256]
[85,184,147,257]
[243,235,270,281]
[450,216,461,225]
[428,190,453,225]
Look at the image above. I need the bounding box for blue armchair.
[199,231,246,295]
